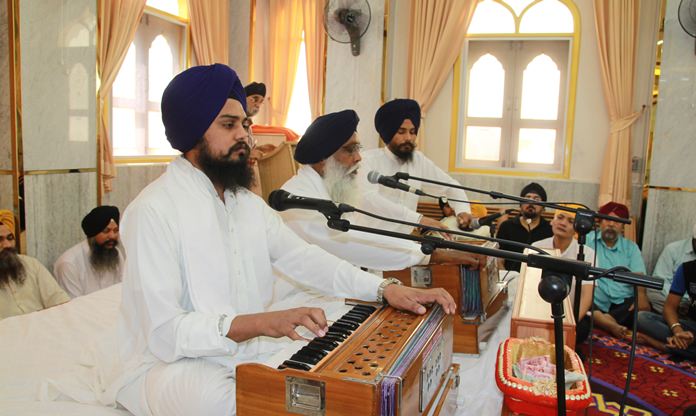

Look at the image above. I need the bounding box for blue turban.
[161,64,247,153]
[294,110,359,164]
[244,82,266,97]
[374,99,421,144]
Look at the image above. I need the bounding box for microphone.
[268,190,352,218]
[367,171,425,196]
[470,209,514,230]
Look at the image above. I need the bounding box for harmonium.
[236,302,460,415]
[510,249,576,348]
[385,240,507,354]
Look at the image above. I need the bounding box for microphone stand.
[393,173,627,324]
[323,215,662,416]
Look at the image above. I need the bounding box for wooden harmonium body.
[510,251,576,348]
[385,241,507,354]
[236,303,459,416]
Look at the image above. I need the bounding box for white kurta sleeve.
[360,190,422,227]
[122,202,239,363]
[53,259,84,298]
[263,205,382,301]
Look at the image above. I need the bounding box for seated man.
[496,182,553,272]
[361,99,472,234]
[53,206,125,298]
[0,210,69,319]
[638,259,696,361]
[532,205,595,345]
[244,81,266,118]
[648,223,696,313]
[91,64,455,416]
[586,202,649,338]
[281,110,480,272]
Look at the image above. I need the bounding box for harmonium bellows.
[385,240,507,354]
[236,303,459,416]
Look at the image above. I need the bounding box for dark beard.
[521,208,539,220]
[0,248,25,287]
[389,142,415,162]
[197,140,254,193]
[601,228,619,244]
[89,238,122,275]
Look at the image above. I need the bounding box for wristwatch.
[377,277,403,304]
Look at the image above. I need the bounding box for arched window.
[453,0,578,176]
[111,0,188,158]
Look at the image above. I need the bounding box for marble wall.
[641,0,696,270]
[101,164,167,211]
[324,0,385,150]
[20,0,97,171]
[0,174,13,212]
[0,0,11,171]
[24,172,96,268]
[229,0,251,83]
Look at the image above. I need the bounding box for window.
[285,33,312,136]
[452,0,578,176]
[111,1,188,158]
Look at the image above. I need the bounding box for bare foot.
[609,324,628,339]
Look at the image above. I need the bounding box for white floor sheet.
[0,274,519,416]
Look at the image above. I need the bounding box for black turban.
[520,182,548,202]
[374,99,421,144]
[161,64,247,153]
[244,82,266,97]
[82,206,120,238]
[294,110,360,164]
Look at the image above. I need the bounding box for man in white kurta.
[281,110,481,272]
[360,99,472,234]
[54,206,124,298]
[96,65,456,416]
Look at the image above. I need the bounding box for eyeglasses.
[340,143,363,155]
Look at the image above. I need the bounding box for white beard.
[322,157,360,207]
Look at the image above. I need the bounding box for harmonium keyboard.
[236,302,460,415]
[385,241,508,354]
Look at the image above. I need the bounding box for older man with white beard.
[281,110,481,272]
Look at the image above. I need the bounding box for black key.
[301,344,330,356]
[336,319,360,330]
[344,312,369,321]
[331,321,356,332]
[290,352,322,365]
[322,333,345,343]
[352,305,377,313]
[328,326,351,337]
[339,315,363,325]
[280,360,312,371]
[309,338,339,349]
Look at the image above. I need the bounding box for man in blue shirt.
[638,259,696,360]
[647,223,696,313]
[587,202,649,339]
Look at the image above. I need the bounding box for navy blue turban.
[294,110,359,164]
[82,206,120,238]
[244,82,266,97]
[161,64,247,153]
[374,99,421,144]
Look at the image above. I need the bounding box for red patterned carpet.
[578,331,696,415]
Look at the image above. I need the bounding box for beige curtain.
[593,0,641,206]
[98,0,146,192]
[301,0,326,119]
[407,0,477,149]
[188,0,229,65]
[268,0,304,126]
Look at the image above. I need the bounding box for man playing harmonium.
[85,64,456,416]
[281,110,482,272]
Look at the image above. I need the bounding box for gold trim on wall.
[0,170,14,175]
[448,0,581,179]
[115,156,176,165]
[8,0,23,238]
[646,185,696,193]
[96,0,103,205]
[380,0,390,105]
[24,168,98,176]
[249,0,256,79]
